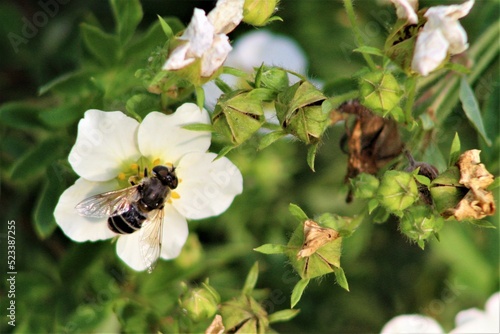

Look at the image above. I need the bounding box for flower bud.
[399,206,444,248]
[212,89,265,145]
[351,173,380,199]
[256,66,289,93]
[359,71,402,116]
[243,0,279,26]
[377,170,418,215]
[275,81,328,144]
[221,295,268,333]
[181,283,220,322]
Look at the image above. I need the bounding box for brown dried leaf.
[205,314,225,334]
[446,189,496,221]
[457,150,494,190]
[297,220,340,259]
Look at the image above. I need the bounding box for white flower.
[411,0,474,76]
[450,292,499,333]
[54,103,243,271]
[380,314,444,333]
[163,0,244,77]
[391,0,418,24]
[203,30,308,109]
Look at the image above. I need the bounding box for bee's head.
[152,165,178,189]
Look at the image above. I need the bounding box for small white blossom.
[381,314,444,333]
[391,0,418,24]
[54,103,243,271]
[163,0,244,77]
[411,0,474,76]
[450,292,499,333]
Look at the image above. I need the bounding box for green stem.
[343,0,377,70]
[403,76,417,123]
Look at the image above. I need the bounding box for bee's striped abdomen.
[108,206,146,234]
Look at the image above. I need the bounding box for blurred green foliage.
[0,0,498,333]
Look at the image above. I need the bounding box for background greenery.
[0,0,498,333]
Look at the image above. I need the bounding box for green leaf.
[307,143,318,172]
[125,94,159,120]
[333,267,349,291]
[459,77,492,146]
[33,165,66,239]
[80,23,120,65]
[215,145,234,160]
[157,15,174,39]
[9,137,65,181]
[467,220,497,229]
[0,102,46,130]
[449,132,461,166]
[368,199,379,214]
[444,62,470,75]
[414,174,431,187]
[242,262,259,295]
[253,244,286,254]
[258,130,286,150]
[353,46,384,57]
[182,123,214,132]
[111,0,143,45]
[289,203,309,222]
[291,278,310,308]
[214,77,233,94]
[195,86,205,110]
[268,309,300,324]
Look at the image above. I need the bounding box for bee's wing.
[139,208,164,273]
[75,185,140,218]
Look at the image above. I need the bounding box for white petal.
[485,292,500,319]
[411,27,449,76]
[201,34,232,77]
[182,8,214,58]
[173,152,243,219]
[391,0,418,24]
[160,205,189,260]
[226,30,307,75]
[381,314,444,334]
[207,0,244,34]
[54,178,118,242]
[425,0,474,21]
[440,20,468,54]
[163,42,196,71]
[137,104,211,164]
[69,110,141,181]
[116,231,147,271]
[115,205,188,271]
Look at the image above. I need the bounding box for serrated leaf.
[307,143,318,172]
[253,244,286,254]
[449,133,461,166]
[80,23,120,65]
[111,0,143,45]
[353,46,384,57]
[268,309,300,324]
[289,203,308,222]
[333,267,349,291]
[242,262,259,295]
[258,130,286,150]
[9,137,65,181]
[33,165,66,239]
[182,123,214,132]
[291,278,310,308]
[459,77,492,146]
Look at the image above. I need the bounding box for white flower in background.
[411,0,474,76]
[163,0,244,77]
[54,103,243,271]
[450,292,499,333]
[380,314,444,333]
[391,0,418,24]
[380,291,500,334]
[203,30,308,109]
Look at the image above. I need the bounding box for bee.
[75,165,178,273]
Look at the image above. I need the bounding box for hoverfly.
[75,165,178,272]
